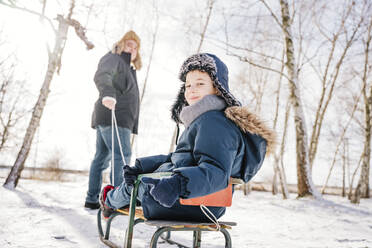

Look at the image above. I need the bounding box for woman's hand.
[102,97,116,110]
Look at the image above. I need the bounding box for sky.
[0,2,371,247]
[0,1,251,170]
[0,0,370,191]
[0,1,183,169]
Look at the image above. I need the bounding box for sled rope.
[200,204,220,231]
[111,109,127,185]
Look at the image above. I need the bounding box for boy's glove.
[141,175,182,208]
[123,165,142,186]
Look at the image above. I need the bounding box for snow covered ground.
[0,176,371,248]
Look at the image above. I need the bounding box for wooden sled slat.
[145,220,236,230]
[115,207,146,220]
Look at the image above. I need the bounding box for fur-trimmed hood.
[225,106,276,155]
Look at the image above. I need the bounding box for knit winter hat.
[171,53,240,123]
[112,30,142,70]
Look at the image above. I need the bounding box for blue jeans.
[85,125,132,204]
[105,182,147,209]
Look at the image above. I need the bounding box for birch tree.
[228,0,319,197]
[351,11,372,203]
[0,58,28,153]
[2,0,94,189]
[213,0,369,198]
[321,89,363,194]
[308,1,365,168]
[276,0,319,197]
[220,0,306,197]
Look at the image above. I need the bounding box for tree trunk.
[357,114,371,198]
[271,49,289,199]
[348,153,363,200]
[272,170,278,195]
[279,0,319,198]
[3,15,69,189]
[276,100,291,199]
[342,139,346,197]
[352,17,372,202]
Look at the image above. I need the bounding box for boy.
[101,53,275,221]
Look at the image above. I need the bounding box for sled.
[97,172,243,248]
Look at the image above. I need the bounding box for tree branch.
[0,1,57,35]
[67,18,94,50]
[259,0,283,30]
[226,51,291,82]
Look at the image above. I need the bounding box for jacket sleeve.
[135,154,172,173]
[174,116,239,198]
[94,54,120,99]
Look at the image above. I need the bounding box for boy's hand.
[123,165,142,186]
[141,176,181,208]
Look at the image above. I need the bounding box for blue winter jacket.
[137,107,274,221]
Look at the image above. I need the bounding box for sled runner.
[97,172,243,248]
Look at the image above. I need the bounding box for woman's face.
[123,39,138,61]
[185,70,217,105]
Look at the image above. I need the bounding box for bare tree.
[341,138,348,197]
[277,101,291,198]
[231,62,276,196]
[0,60,29,153]
[130,0,160,151]
[308,1,365,168]
[321,88,363,194]
[234,0,320,197]
[270,49,289,199]
[219,0,318,197]
[196,0,215,53]
[276,0,319,197]
[351,12,372,203]
[168,0,216,153]
[198,0,370,199]
[2,0,94,189]
[139,2,159,105]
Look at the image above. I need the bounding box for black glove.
[123,165,142,186]
[141,175,182,208]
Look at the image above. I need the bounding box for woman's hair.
[112,30,142,70]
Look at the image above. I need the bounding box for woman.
[85,30,142,210]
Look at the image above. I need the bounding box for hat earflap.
[171,85,187,124]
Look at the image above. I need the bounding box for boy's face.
[185,70,217,106]
[123,39,138,61]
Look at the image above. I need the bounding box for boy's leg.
[105,183,146,209]
[85,127,110,205]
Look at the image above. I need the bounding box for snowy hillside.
[0,176,371,248]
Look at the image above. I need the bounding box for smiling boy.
[100,53,275,221]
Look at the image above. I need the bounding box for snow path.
[0,177,371,248]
